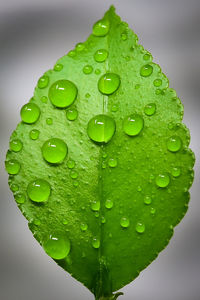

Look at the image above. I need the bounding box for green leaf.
[5,6,195,300]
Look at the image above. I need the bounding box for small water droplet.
[144,103,156,116]
[66,108,78,121]
[42,138,68,164]
[101,161,106,169]
[80,223,88,231]
[62,219,68,225]
[70,170,78,179]
[140,64,153,77]
[90,200,100,211]
[120,217,130,228]
[46,118,53,125]
[10,183,19,192]
[95,212,99,218]
[105,199,113,209]
[20,103,40,124]
[43,234,70,259]
[83,65,93,74]
[101,216,106,223]
[171,167,181,177]
[150,207,156,215]
[68,50,76,57]
[33,219,41,226]
[98,73,120,95]
[123,114,144,136]
[29,129,40,140]
[93,19,109,36]
[15,193,26,204]
[10,139,23,152]
[85,93,91,98]
[67,159,75,169]
[94,49,108,62]
[92,237,100,249]
[108,158,117,168]
[111,104,118,112]
[41,96,48,103]
[27,178,51,202]
[121,33,127,41]
[143,53,151,61]
[156,173,170,188]
[167,136,182,152]
[38,75,49,89]
[49,80,77,108]
[5,159,20,175]
[135,222,145,233]
[87,114,116,143]
[76,43,85,51]
[95,69,101,75]
[54,63,63,71]
[153,78,162,87]
[144,195,152,205]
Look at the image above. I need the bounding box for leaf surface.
[5,6,195,300]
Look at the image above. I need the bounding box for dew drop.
[143,53,151,61]
[123,114,144,136]
[10,139,23,152]
[80,223,88,231]
[95,69,101,75]
[66,108,78,121]
[33,219,41,226]
[153,78,162,87]
[120,217,130,228]
[111,104,118,112]
[76,43,85,51]
[41,96,48,103]
[70,170,78,179]
[101,216,106,224]
[144,195,152,205]
[38,75,49,89]
[5,159,20,175]
[49,80,77,108]
[29,129,40,140]
[98,73,120,95]
[167,136,182,152]
[93,19,109,36]
[150,207,156,215]
[171,167,181,177]
[101,161,106,169]
[20,103,40,124]
[68,50,76,57]
[67,159,75,169]
[108,158,117,168]
[54,63,63,71]
[85,93,91,98]
[43,234,70,259]
[140,64,153,77]
[83,65,93,74]
[10,184,19,192]
[87,114,116,143]
[136,222,145,233]
[90,200,100,211]
[46,118,53,125]
[15,193,26,204]
[105,199,113,209]
[62,219,68,225]
[144,103,156,116]
[42,138,68,164]
[92,237,100,249]
[27,179,51,202]
[121,33,127,41]
[156,173,170,188]
[94,49,108,62]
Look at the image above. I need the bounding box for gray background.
[0,0,199,299]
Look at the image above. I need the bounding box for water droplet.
[62,219,68,225]
[94,49,108,62]
[49,80,77,108]
[121,33,127,40]
[5,159,20,175]
[15,193,26,204]
[156,173,170,188]
[41,96,48,103]
[150,207,156,215]
[144,103,156,116]
[137,186,142,192]
[80,223,88,231]
[76,43,85,51]
[10,139,23,152]
[101,216,106,223]
[95,212,99,218]
[90,200,100,211]
[85,93,91,98]
[33,219,41,226]
[70,170,78,179]
[140,64,153,77]
[108,158,117,168]
[46,118,53,125]
[171,167,181,177]
[66,108,78,121]
[38,75,49,89]
[20,103,40,124]
[67,159,75,169]
[93,19,109,36]
[120,217,130,228]
[43,234,70,259]
[111,104,118,112]
[29,129,40,140]
[92,237,100,249]
[10,183,19,192]
[144,195,152,205]
[98,73,120,95]
[143,53,151,61]
[123,114,144,136]
[27,178,51,202]
[95,69,101,75]
[68,50,76,57]
[54,63,63,71]
[101,161,106,169]
[87,114,116,143]
[153,78,162,87]
[167,136,182,152]
[135,222,145,233]
[42,138,68,164]
[105,199,113,209]
[83,65,93,74]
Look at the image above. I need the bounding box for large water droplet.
[43,234,70,259]
[120,217,130,228]
[42,138,68,164]
[10,139,23,152]
[98,73,120,95]
[49,80,77,108]
[105,199,113,209]
[29,129,40,140]
[5,159,20,175]
[20,103,40,124]
[123,114,144,136]
[92,237,100,249]
[140,64,153,77]
[38,75,49,89]
[94,49,108,62]
[144,103,156,116]
[167,136,182,152]
[136,222,145,233]
[66,108,78,121]
[87,114,116,143]
[27,179,51,202]
[155,173,170,188]
[93,19,109,36]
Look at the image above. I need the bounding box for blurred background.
[0,0,199,299]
